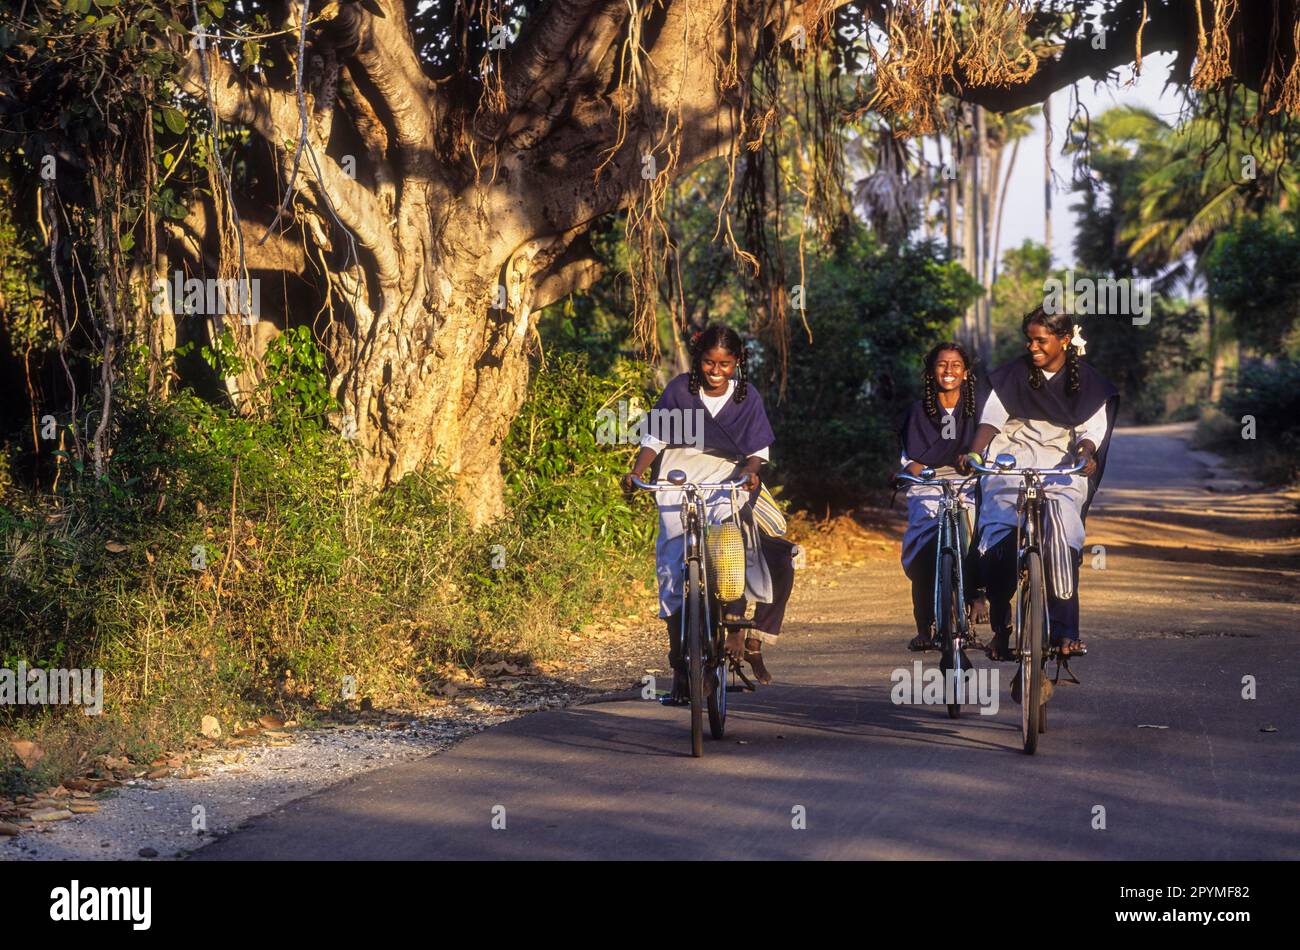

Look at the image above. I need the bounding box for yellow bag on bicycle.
[706,522,747,602]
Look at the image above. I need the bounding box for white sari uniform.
[641,380,773,618]
[901,407,977,571]
[976,369,1110,557]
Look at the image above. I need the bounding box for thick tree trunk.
[170,0,844,525]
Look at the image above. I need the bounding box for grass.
[0,348,655,793]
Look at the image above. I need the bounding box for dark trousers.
[903,536,981,638]
[981,533,1082,645]
[750,534,796,639]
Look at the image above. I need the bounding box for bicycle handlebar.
[967,457,1088,478]
[893,470,978,488]
[628,474,750,492]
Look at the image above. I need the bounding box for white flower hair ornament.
[1070,324,1087,356]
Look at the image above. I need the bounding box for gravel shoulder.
[1,623,667,861]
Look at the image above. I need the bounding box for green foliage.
[766,227,981,506]
[1204,213,1300,353]
[503,352,655,548]
[1,342,652,788]
[1217,358,1300,483]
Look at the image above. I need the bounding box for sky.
[989,51,1186,268]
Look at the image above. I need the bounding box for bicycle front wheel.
[686,560,705,758]
[937,551,962,719]
[706,649,727,739]
[1020,550,1047,753]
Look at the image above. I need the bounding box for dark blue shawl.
[987,355,1120,518]
[650,373,774,460]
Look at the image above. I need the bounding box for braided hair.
[1022,306,1081,394]
[687,324,749,403]
[921,341,977,419]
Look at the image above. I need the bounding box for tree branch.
[331,0,439,153]
[177,49,402,287]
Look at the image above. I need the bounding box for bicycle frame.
[970,454,1086,752]
[630,471,749,753]
[895,468,976,636]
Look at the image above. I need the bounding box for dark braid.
[687,324,748,403]
[1022,306,1081,394]
[1065,342,1081,394]
[962,375,977,417]
[921,340,976,419]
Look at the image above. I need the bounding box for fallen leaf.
[258,715,285,730]
[10,740,44,769]
[200,715,222,739]
[104,540,128,553]
[0,822,20,836]
[29,808,74,822]
[145,767,170,780]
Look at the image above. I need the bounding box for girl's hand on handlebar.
[621,471,640,495]
[1076,446,1097,477]
[957,451,982,475]
[741,471,760,492]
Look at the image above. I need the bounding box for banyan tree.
[2,0,1298,522]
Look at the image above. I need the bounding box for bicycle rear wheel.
[937,551,962,719]
[1020,551,1047,753]
[686,560,705,757]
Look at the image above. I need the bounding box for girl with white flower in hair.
[960,307,1118,663]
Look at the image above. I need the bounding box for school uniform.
[976,357,1118,645]
[640,375,792,642]
[899,398,980,638]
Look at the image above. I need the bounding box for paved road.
[195,426,1299,859]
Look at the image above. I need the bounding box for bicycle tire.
[937,551,962,718]
[707,649,726,739]
[687,559,705,758]
[1022,550,1046,753]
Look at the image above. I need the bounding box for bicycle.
[894,466,981,719]
[629,470,755,757]
[968,453,1087,754]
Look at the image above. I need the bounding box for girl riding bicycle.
[899,341,987,652]
[622,325,795,698]
[961,307,1118,663]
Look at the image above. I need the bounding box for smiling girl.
[622,325,794,698]
[962,307,1119,663]
[899,341,986,651]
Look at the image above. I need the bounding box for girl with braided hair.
[622,324,795,697]
[898,341,987,651]
[961,307,1119,664]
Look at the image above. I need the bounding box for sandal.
[743,637,772,685]
[908,633,936,652]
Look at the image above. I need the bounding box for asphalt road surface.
[195,425,1299,860]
